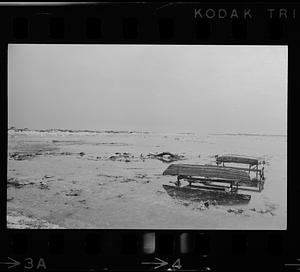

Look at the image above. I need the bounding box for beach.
[7,129,287,229]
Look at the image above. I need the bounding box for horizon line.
[7,127,287,136]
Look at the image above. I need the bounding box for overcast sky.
[8,44,287,134]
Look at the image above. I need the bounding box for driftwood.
[147,152,185,163]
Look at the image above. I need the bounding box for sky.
[8,44,287,134]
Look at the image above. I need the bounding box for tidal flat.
[7,129,287,229]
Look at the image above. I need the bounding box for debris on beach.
[104,152,185,163]
[203,200,210,208]
[65,189,82,196]
[197,202,207,210]
[105,152,185,163]
[104,130,134,134]
[8,178,35,188]
[38,181,50,190]
[191,200,210,210]
[147,152,185,163]
[249,207,275,216]
[108,152,134,162]
[177,200,212,210]
[60,152,72,155]
[9,152,35,161]
[227,208,244,214]
[201,200,210,209]
[176,198,217,209]
[9,150,76,160]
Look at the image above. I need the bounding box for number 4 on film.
[171,259,182,270]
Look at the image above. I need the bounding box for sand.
[7,129,287,229]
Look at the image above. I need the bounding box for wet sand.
[7,129,287,229]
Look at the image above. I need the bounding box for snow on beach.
[7,129,287,229]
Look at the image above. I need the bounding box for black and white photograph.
[7,44,287,229]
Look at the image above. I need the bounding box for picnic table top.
[163,164,251,182]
